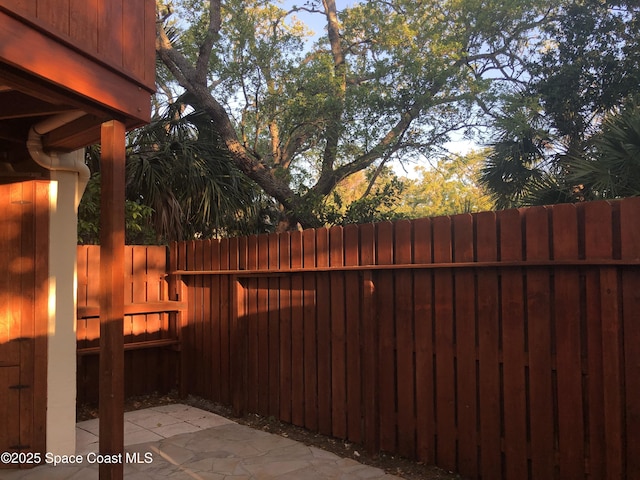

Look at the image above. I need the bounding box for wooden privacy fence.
[76,245,183,403]
[170,198,640,480]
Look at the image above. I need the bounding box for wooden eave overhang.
[0,1,155,157]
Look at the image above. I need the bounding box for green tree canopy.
[481,0,640,207]
[396,151,494,218]
[155,0,549,229]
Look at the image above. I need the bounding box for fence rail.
[76,198,640,479]
[76,245,181,403]
[169,198,640,480]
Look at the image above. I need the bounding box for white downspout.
[26,111,92,456]
[26,110,91,207]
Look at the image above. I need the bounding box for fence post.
[168,242,188,397]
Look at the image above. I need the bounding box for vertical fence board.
[498,209,528,480]
[148,246,171,393]
[621,197,640,480]
[395,220,415,459]
[246,236,259,413]
[268,233,280,417]
[279,233,293,422]
[86,243,101,400]
[231,236,246,414]
[303,230,318,431]
[360,223,379,453]
[194,241,206,397]
[329,226,347,439]
[582,201,610,480]
[123,247,134,396]
[231,276,246,415]
[601,265,623,478]
[202,240,213,400]
[552,205,585,479]
[525,207,555,479]
[316,228,332,435]
[290,231,305,427]
[432,215,456,472]
[344,224,362,443]
[132,247,148,396]
[222,238,235,404]
[177,241,189,397]
[377,222,397,453]
[77,244,89,309]
[475,211,501,480]
[208,240,220,402]
[76,245,90,402]
[453,214,478,478]
[257,235,269,416]
[413,217,435,463]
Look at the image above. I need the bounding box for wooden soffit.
[0,1,155,156]
[0,8,153,124]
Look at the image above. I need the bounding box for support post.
[99,120,126,480]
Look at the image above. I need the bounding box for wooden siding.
[0,180,48,467]
[0,0,154,125]
[0,0,155,88]
[171,198,640,480]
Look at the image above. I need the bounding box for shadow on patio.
[1,404,403,480]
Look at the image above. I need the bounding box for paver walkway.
[1,404,403,479]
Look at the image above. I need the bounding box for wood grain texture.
[99,120,126,480]
[71,197,640,480]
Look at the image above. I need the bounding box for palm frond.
[569,102,640,199]
[125,94,269,241]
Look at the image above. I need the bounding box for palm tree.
[570,103,640,199]
[478,94,572,209]
[80,94,277,243]
[125,94,277,241]
[480,0,640,208]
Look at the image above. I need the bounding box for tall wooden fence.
[170,198,640,480]
[76,245,181,403]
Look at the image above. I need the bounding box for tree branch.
[195,0,221,83]
[156,22,299,218]
[312,105,418,196]
[320,0,346,175]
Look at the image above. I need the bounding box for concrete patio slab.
[0,405,403,480]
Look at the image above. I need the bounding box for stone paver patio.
[2,404,403,479]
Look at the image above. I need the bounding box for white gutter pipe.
[27,110,91,456]
[26,110,91,208]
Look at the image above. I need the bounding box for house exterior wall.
[0,0,155,89]
[0,180,48,467]
[0,170,82,461]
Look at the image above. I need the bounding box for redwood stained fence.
[169,198,640,480]
[76,245,182,403]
